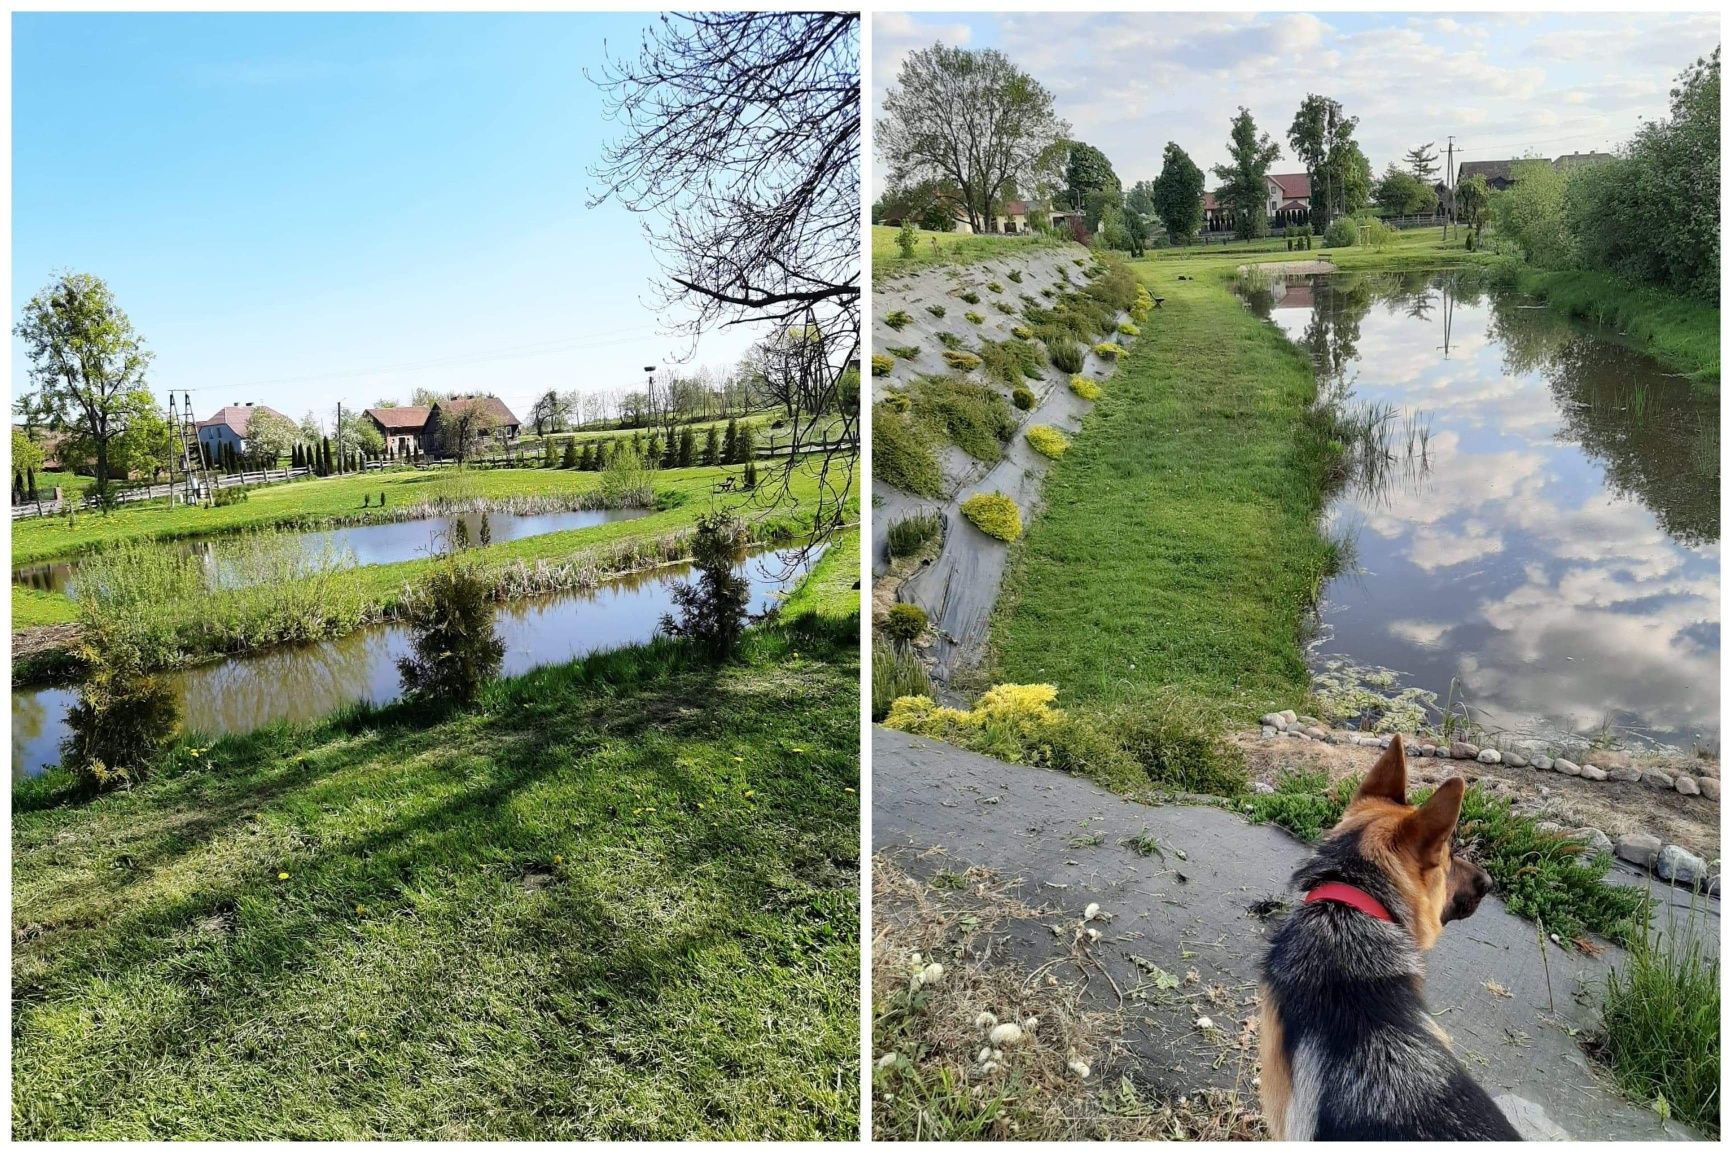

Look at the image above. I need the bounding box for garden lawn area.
[988,256,1334,715]
[12,595,861,1138]
[1506,264,1719,387]
[870,224,1071,282]
[12,459,858,638]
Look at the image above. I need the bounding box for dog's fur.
[1257,735,1521,1140]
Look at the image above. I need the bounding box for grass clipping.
[872,855,1264,1141]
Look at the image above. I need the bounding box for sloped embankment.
[872,244,1145,689]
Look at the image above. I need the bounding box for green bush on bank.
[959,492,1021,542]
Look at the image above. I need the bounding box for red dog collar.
[1304,881,1394,922]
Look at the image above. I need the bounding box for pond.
[11,545,817,779]
[11,506,648,596]
[1259,270,1718,750]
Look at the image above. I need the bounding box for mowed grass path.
[989,259,1329,714]
[13,588,861,1138]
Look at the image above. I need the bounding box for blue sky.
[873,12,1721,194]
[13,13,767,429]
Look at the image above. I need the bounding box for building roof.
[1553,151,1614,171]
[1277,198,1308,212]
[1001,200,1030,216]
[197,404,292,437]
[1269,172,1311,199]
[364,405,432,431]
[430,395,521,428]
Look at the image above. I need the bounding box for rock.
[1449,741,1479,760]
[1535,820,1564,835]
[1696,763,1718,780]
[1607,766,1642,783]
[1259,712,1282,729]
[1418,744,1436,758]
[1655,844,1709,888]
[1579,765,1607,782]
[1378,734,1393,749]
[1571,827,1615,857]
[1675,776,1700,796]
[1495,1094,1572,1142]
[1304,726,1328,742]
[1614,832,1662,868]
[1503,752,1528,769]
[1641,769,1675,789]
[1253,781,1276,795]
[1699,779,1719,801]
[1477,749,1501,764]
[1532,755,1554,771]
[1297,715,1320,728]
[1261,726,1277,739]
[1555,758,1581,777]
[1279,710,1298,727]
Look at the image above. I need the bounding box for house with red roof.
[1203,172,1312,233]
[196,403,294,460]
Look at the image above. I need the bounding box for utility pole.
[336,400,343,476]
[1443,135,1456,240]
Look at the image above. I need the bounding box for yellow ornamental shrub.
[964,311,985,325]
[883,682,1067,761]
[960,491,1022,542]
[1117,320,1140,337]
[1025,425,1070,458]
[1093,342,1126,361]
[1070,375,1102,401]
[942,350,982,372]
[870,353,895,376]
[1011,324,1033,340]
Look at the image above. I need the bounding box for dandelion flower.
[988,1023,1023,1046]
[553,855,564,864]
[356,905,367,915]
[920,962,944,986]
[1195,1016,1214,1031]
[1068,1059,1091,1079]
[277,872,290,880]
[1083,902,1101,921]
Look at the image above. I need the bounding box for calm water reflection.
[12,507,647,596]
[12,546,816,779]
[1264,271,1718,747]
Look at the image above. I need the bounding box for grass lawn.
[12,460,858,642]
[1507,264,1719,387]
[987,253,1332,716]
[871,224,1071,282]
[12,580,861,1138]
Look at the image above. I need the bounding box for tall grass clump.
[1600,910,1719,1136]
[873,402,945,498]
[908,377,1017,462]
[597,447,658,507]
[872,637,932,721]
[887,511,942,560]
[1047,337,1083,373]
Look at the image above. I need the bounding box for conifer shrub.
[871,353,895,376]
[885,309,913,330]
[964,311,985,325]
[397,554,505,706]
[1011,386,1036,411]
[959,491,1021,542]
[1025,425,1070,458]
[886,345,921,360]
[1093,342,1126,361]
[660,513,751,660]
[957,290,981,305]
[942,350,982,372]
[1070,375,1102,401]
[926,304,947,318]
[882,602,929,643]
[1046,337,1084,373]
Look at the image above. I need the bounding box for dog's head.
[1327,735,1491,950]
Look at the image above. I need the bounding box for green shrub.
[886,511,941,559]
[1117,320,1140,337]
[1086,694,1249,796]
[1362,218,1396,251]
[986,282,1003,293]
[885,309,913,330]
[1070,375,1102,401]
[1024,425,1070,459]
[659,513,752,660]
[976,338,1043,388]
[1323,217,1357,248]
[882,602,929,643]
[958,290,981,305]
[873,402,944,497]
[1047,338,1084,373]
[1242,769,1354,841]
[926,304,946,318]
[896,220,918,259]
[1008,269,1023,283]
[1092,342,1126,361]
[1009,324,1032,340]
[964,311,985,325]
[960,491,1021,541]
[992,300,1015,315]
[934,331,964,350]
[908,376,1016,460]
[60,633,180,793]
[886,345,921,360]
[870,353,895,376]
[397,553,506,706]
[211,485,249,507]
[1011,385,1036,411]
[872,638,932,721]
[942,350,982,372]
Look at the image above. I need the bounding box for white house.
[197,403,292,460]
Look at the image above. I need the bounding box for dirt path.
[874,726,1707,1141]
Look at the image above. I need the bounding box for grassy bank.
[987,255,1330,713]
[871,224,1071,282]
[1500,262,1719,387]
[13,461,856,654]
[13,597,861,1138]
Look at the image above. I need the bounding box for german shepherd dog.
[1257,735,1521,1140]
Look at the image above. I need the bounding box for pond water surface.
[12,545,815,779]
[12,507,647,596]
[1261,271,1718,749]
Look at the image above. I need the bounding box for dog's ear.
[1353,733,1408,805]
[1398,776,1465,865]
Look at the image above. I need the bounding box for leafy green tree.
[1491,160,1572,266]
[1212,108,1281,239]
[1064,141,1121,213]
[13,272,156,495]
[1125,179,1157,219]
[1455,175,1491,245]
[1150,142,1205,242]
[1287,94,1361,230]
[1374,165,1439,216]
[879,44,1070,233]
